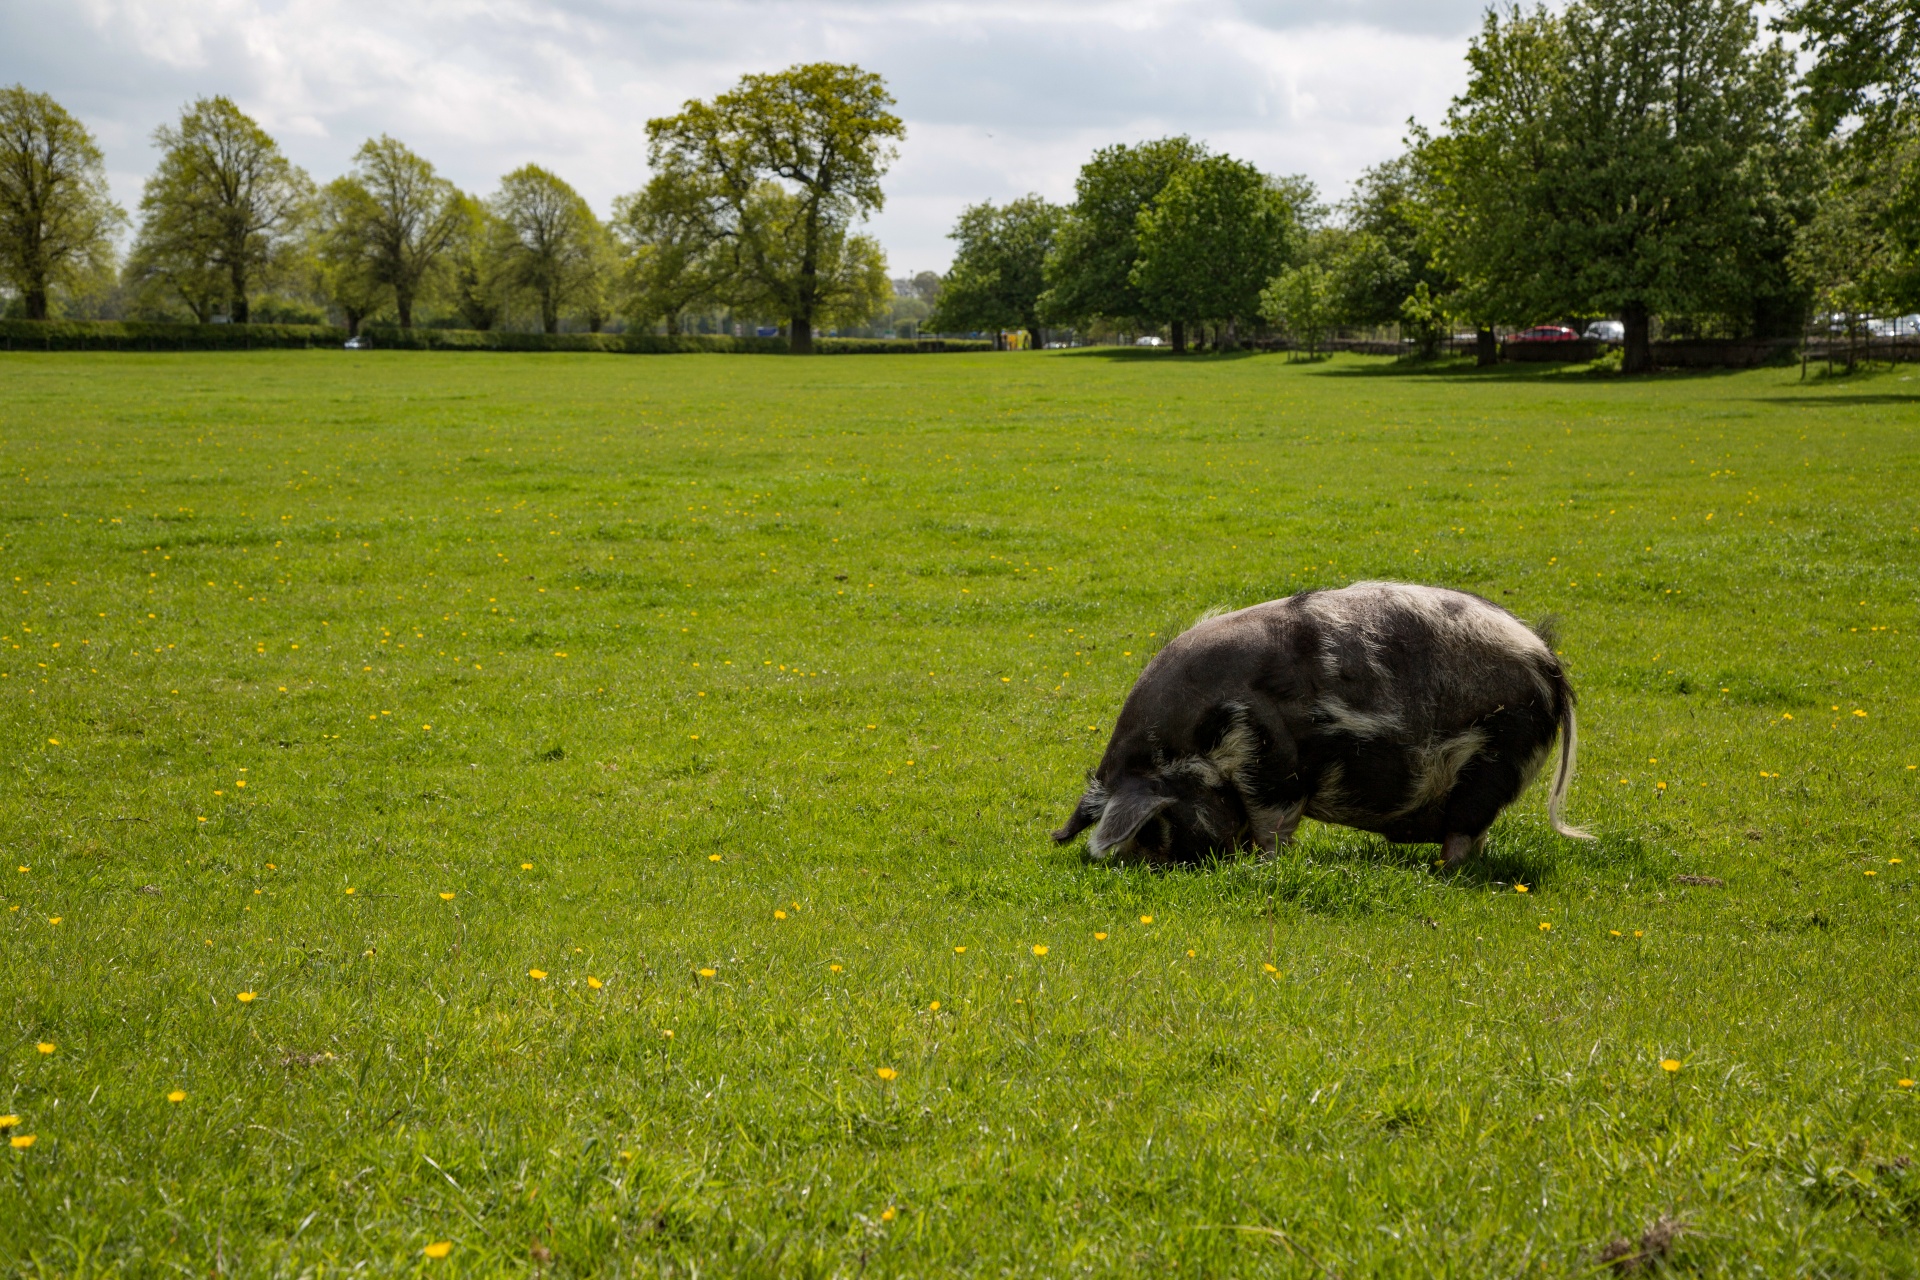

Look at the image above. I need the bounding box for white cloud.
[0,0,1484,270]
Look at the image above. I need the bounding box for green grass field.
[2,349,1916,1276]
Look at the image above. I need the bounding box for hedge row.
[0,320,995,356]
[0,320,346,351]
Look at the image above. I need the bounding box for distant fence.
[0,320,994,356]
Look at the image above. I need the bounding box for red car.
[1506,325,1582,343]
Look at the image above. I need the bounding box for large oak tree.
[0,86,123,320]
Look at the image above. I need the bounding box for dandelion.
[521,862,533,870]
[1094,932,1108,941]
[1539,922,1552,931]
[1853,709,1867,717]
[1661,1059,1681,1073]
[1139,915,1153,924]
[1515,884,1529,894]
[773,909,787,920]
[422,1241,453,1259]
[881,1206,897,1222]
[0,1116,16,1129]
[876,1067,898,1081]
[587,976,603,990]
[1893,859,1904,865]
[344,887,355,895]
[1263,962,1279,973]
[1866,870,1877,877]
[47,916,60,925]
[10,1135,35,1149]
[929,1001,940,1011]
[697,968,716,978]
[829,963,843,973]
[237,992,255,1003]
[662,1029,674,1039]
[1611,930,1623,937]
[953,945,966,954]
[1187,949,1196,958]
[1634,930,1645,938]
[35,1043,53,1054]
[1898,1079,1914,1089]
[1031,944,1048,956]
[1782,712,1793,720]
[529,969,547,980]
[1656,782,1667,791]
[708,854,721,862]
[167,1090,185,1103]
[439,892,454,901]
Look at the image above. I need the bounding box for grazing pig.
[1053,582,1590,866]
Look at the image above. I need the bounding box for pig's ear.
[1088,780,1172,859]
[1052,788,1104,844]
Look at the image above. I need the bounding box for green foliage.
[132,96,313,325]
[926,195,1061,341]
[1131,157,1305,342]
[439,193,510,332]
[647,63,904,352]
[1259,261,1337,354]
[611,170,727,334]
[1040,136,1208,328]
[325,137,463,329]
[0,351,1916,1273]
[1779,0,1920,139]
[0,319,343,349]
[489,165,600,335]
[0,85,124,320]
[1427,0,1809,371]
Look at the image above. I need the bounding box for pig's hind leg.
[1440,830,1487,867]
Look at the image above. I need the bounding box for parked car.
[1584,320,1625,342]
[1134,335,1164,347]
[343,335,371,349]
[1507,325,1581,343]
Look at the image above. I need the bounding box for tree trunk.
[790,314,813,354]
[1622,302,1654,374]
[1171,320,1186,354]
[666,311,682,337]
[397,289,414,330]
[541,286,559,335]
[344,308,363,338]
[230,263,250,324]
[1027,326,1044,351]
[24,287,49,321]
[1476,327,1497,366]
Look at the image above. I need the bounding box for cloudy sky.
[1,0,1494,273]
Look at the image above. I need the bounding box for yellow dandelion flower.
[1853,709,1867,717]
[422,1241,453,1259]
[1515,884,1529,894]
[698,968,716,978]
[0,1115,16,1129]
[1139,915,1153,924]
[953,946,966,954]
[529,969,547,980]
[10,1134,35,1149]
[1782,712,1793,720]
[237,991,255,1003]
[708,854,721,862]
[1187,949,1196,958]
[773,909,787,920]
[929,1001,940,1011]
[344,887,354,895]
[876,1067,898,1081]
[1893,858,1904,865]
[1656,781,1667,791]
[47,917,60,925]
[521,862,533,870]
[587,976,603,990]
[35,1043,53,1054]
[1094,932,1108,941]
[1031,944,1048,956]
[881,1206,897,1222]
[1866,870,1877,877]
[1660,1059,1681,1073]
[1539,921,1552,931]
[1263,962,1279,973]
[829,963,843,972]
[661,1029,674,1039]
[1634,930,1645,938]
[1610,929,1623,937]
[1897,1079,1913,1089]
[167,1090,186,1103]
[439,892,454,901]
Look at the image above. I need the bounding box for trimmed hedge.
[0,320,998,356]
[0,320,345,351]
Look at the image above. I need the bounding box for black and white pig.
[1053,581,1590,866]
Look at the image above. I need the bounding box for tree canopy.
[1040,136,1207,334]
[0,85,123,320]
[1131,156,1305,348]
[926,195,1061,346]
[647,63,903,351]
[490,165,599,335]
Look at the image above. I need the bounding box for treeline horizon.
[4,0,1916,364]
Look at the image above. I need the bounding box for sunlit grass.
[1,349,1916,1274]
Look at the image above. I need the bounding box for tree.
[1427,0,1805,373]
[441,193,509,331]
[313,176,387,336]
[0,87,123,320]
[722,181,890,333]
[611,170,725,334]
[1259,262,1337,356]
[926,195,1061,347]
[1040,136,1207,343]
[1131,156,1305,350]
[490,165,598,334]
[648,63,904,353]
[328,136,461,329]
[136,97,311,324]
[1779,0,1920,139]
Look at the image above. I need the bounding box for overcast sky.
[1,0,1495,274]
